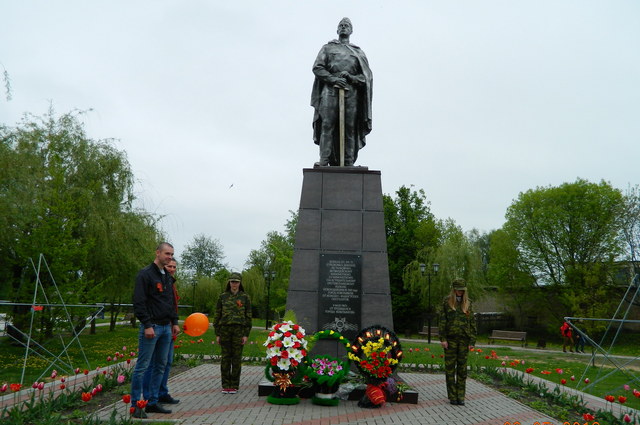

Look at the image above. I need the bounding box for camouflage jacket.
[213,290,252,337]
[437,297,477,346]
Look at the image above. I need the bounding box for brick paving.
[94,364,561,425]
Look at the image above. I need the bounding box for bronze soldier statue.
[311,17,373,166]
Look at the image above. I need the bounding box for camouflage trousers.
[218,325,245,389]
[444,338,470,402]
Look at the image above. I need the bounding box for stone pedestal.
[285,166,393,356]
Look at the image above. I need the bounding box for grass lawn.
[2,321,638,411]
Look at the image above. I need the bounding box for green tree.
[487,229,539,327]
[180,234,226,278]
[0,109,162,335]
[504,179,625,317]
[383,186,439,333]
[245,211,297,321]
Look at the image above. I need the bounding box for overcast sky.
[2,1,639,271]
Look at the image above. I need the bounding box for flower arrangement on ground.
[263,319,308,405]
[348,325,403,408]
[304,354,349,406]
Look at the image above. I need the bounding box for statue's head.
[337,17,353,36]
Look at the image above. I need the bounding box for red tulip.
[96,384,103,392]
[32,382,38,389]
[75,368,80,374]
[605,395,615,403]
[10,383,22,392]
[560,379,567,385]
[525,368,534,374]
[122,394,131,404]
[136,399,148,409]
[51,370,58,379]
[584,378,590,384]
[126,359,131,364]
[60,384,66,390]
[555,368,563,374]
[624,413,631,423]
[37,382,44,390]
[91,388,98,396]
[81,392,92,402]
[129,407,136,414]
[582,413,595,421]
[60,377,66,383]
[540,370,551,375]
[618,395,627,404]
[570,375,575,381]
[0,383,7,392]
[83,369,89,375]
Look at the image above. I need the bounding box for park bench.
[488,330,527,347]
[418,326,439,338]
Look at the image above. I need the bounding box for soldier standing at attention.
[213,272,252,394]
[438,278,477,406]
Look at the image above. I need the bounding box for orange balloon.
[183,313,209,337]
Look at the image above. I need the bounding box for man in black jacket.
[130,242,180,418]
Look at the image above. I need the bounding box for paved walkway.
[95,364,559,425]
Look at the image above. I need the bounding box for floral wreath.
[264,321,308,373]
[302,329,351,387]
[348,325,403,380]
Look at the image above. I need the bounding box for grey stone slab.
[321,172,363,210]
[288,250,319,291]
[362,211,387,252]
[363,172,384,211]
[294,209,321,249]
[320,210,362,251]
[284,290,317,333]
[299,169,323,209]
[361,293,394,329]
[361,252,391,294]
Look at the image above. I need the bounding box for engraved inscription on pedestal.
[318,254,362,340]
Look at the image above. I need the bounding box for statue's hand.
[338,71,352,82]
[332,77,348,88]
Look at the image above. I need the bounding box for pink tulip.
[624,413,631,423]
[117,375,125,384]
[51,370,58,379]
[122,346,127,351]
[0,383,7,392]
[623,384,630,391]
[37,382,44,390]
[584,378,590,384]
[570,375,575,381]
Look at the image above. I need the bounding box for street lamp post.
[264,270,276,330]
[420,263,440,344]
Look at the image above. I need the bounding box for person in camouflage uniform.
[438,278,477,406]
[213,272,252,394]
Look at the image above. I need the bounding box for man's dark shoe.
[449,400,458,405]
[131,407,148,418]
[145,403,172,414]
[458,400,465,406]
[159,395,180,404]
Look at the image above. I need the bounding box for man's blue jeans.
[130,323,172,406]
[142,336,174,399]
